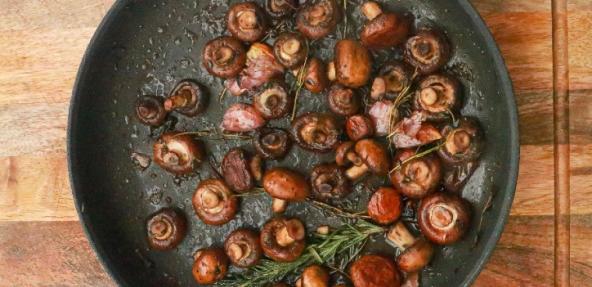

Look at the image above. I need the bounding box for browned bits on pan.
[367,187,402,225]
[260,217,306,262]
[296,265,330,287]
[192,247,229,285]
[327,84,361,116]
[349,254,401,287]
[192,179,238,226]
[334,39,372,88]
[296,0,342,40]
[386,222,434,273]
[227,2,269,42]
[153,132,203,175]
[404,29,451,75]
[417,192,471,245]
[360,1,410,50]
[274,32,308,69]
[345,114,374,141]
[202,36,246,78]
[254,128,292,160]
[224,228,263,268]
[310,163,351,201]
[135,95,167,126]
[390,149,442,199]
[414,74,461,121]
[438,117,483,164]
[263,167,310,202]
[146,208,187,250]
[253,82,293,120]
[291,113,342,153]
[164,80,208,117]
[222,148,256,193]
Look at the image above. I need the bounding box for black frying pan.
[68,0,519,286]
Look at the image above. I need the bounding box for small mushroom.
[371,62,414,101]
[404,29,451,75]
[414,74,461,121]
[274,32,308,69]
[224,228,263,268]
[222,148,256,193]
[266,0,298,18]
[146,208,187,250]
[340,139,390,181]
[367,187,402,225]
[327,84,361,116]
[254,128,292,160]
[310,163,352,201]
[335,141,356,167]
[263,167,310,202]
[386,222,434,273]
[360,1,410,50]
[349,255,401,287]
[202,36,247,78]
[221,103,267,132]
[390,112,442,148]
[296,0,342,40]
[135,95,167,126]
[390,149,441,199]
[253,82,293,119]
[164,80,208,117]
[417,192,471,245]
[368,100,395,136]
[260,217,306,262]
[295,57,330,94]
[192,179,239,226]
[291,113,342,153]
[227,2,269,42]
[438,117,483,164]
[345,114,374,141]
[192,247,229,285]
[334,39,372,88]
[153,132,204,175]
[296,265,330,287]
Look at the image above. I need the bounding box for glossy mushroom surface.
[222,148,255,193]
[227,2,269,42]
[296,265,330,287]
[386,222,434,273]
[192,247,229,285]
[438,117,483,164]
[371,62,414,101]
[367,187,402,225]
[418,192,471,245]
[253,82,293,119]
[301,57,330,94]
[202,36,246,79]
[263,167,310,201]
[260,217,306,262]
[360,1,410,50]
[310,163,351,201]
[327,84,361,116]
[164,80,208,117]
[135,95,167,126]
[390,149,441,199]
[153,132,203,175]
[404,29,451,75]
[221,103,266,132]
[414,74,460,120]
[274,32,308,69]
[345,114,374,141]
[224,228,263,268]
[349,254,401,287]
[334,39,372,88]
[342,139,390,181]
[254,128,292,159]
[296,0,342,40]
[146,208,187,250]
[291,113,342,153]
[192,179,238,225]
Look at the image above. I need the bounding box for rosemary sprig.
[310,200,370,220]
[342,0,348,39]
[386,70,419,138]
[173,129,252,141]
[291,54,309,121]
[218,86,228,104]
[232,187,266,197]
[389,141,445,174]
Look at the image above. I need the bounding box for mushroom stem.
[345,164,369,180]
[327,61,336,81]
[272,198,288,213]
[276,225,297,247]
[386,221,417,250]
[316,225,330,235]
[227,242,252,261]
[361,1,383,21]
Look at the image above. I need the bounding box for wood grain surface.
[0,0,590,286]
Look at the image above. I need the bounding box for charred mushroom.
[417,192,471,245]
[414,74,460,121]
[146,208,187,250]
[371,62,414,101]
[291,113,342,153]
[296,265,330,287]
[192,179,238,225]
[438,117,483,164]
[274,32,308,69]
[390,149,442,199]
[386,222,434,273]
[266,0,298,18]
[345,114,374,141]
[222,148,257,193]
[227,2,269,42]
[349,255,401,287]
[135,95,167,126]
[263,167,310,202]
[367,187,402,225]
[310,163,352,201]
[339,139,390,181]
[254,128,292,160]
[224,228,263,268]
[202,36,246,79]
[296,0,342,40]
[404,29,451,75]
[297,57,330,94]
[192,247,229,285]
[360,1,410,50]
[260,217,306,262]
[327,84,361,116]
[368,100,395,136]
[253,82,293,119]
[334,39,372,88]
[153,132,203,175]
[221,103,267,132]
[391,112,442,148]
[164,80,208,117]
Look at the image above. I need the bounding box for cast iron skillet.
[68,0,519,286]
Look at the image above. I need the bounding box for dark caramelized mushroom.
[221,103,267,132]
[227,2,269,42]
[192,247,229,285]
[367,187,402,225]
[296,265,330,287]
[345,114,374,141]
[371,62,414,101]
[296,0,342,40]
[266,0,298,18]
[291,113,342,153]
[310,163,352,201]
[414,74,460,120]
[260,217,306,262]
[192,179,238,225]
[327,84,361,116]
[386,222,434,273]
[274,32,308,69]
[202,36,246,78]
[349,255,401,287]
[222,148,255,193]
[360,1,410,50]
[253,82,293,119]
[390,149,441,199]
[300,57,330,94]
[135,95,167,126]
[224,228,263,268]
[263,167,310,202]
[438,117,483,164]
[153,132,203,175]
[334,39,372,88]
[341,139,390,181]
[254,128,292,159]
[404,29,451,75]
[418,192,471,245]
[164,80,208,117]
[146,208,187,250]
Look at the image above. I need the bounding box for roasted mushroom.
[164,80,208,117]
[327,84,361,116]
[297,57,330,94]
[296,0,342,40]
[224,228,263,268]
[335,141,355,167]
[296,265,330,287]
[368,100,395,136]
[334,39,372,88]
[222,148,257,193]
[390,149,441,199]
[390,112,442,148]
[254,128,292,159]
[404,29,451,75]
[192,179,238,225]
[146,208,187,251]
[349,255,401,287]
[414,74,461,121]
[442,161,478,193]
[253,82,293,120]
[202,36,246,79]
[260,217,307,262]
[153,132,203,175]
[438,117,483,164]
[370,62,414,101]
[227,2,269,42]
[135,95,167,126]
[266,0,298,18]
[226,43,285,96]
[274,32,308,69]
[337,139,390,181]
[291,113,342,153]
[386,222,434,273]
[192,247,229,285]
[263,167,310,202]
[345,114,374,141]
[221,103,267,132]
[360,1,410,50]
[310,163,352,201]
[417,192,471,245]
[367,187,402,225]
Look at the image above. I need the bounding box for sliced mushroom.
[135,95,167,126]
[390,112,442,148]
[386,222,434,273]
[341,139,390,181]
[414,74,461,121]
[390,149,442,199]
[254,128,292,160]
[164,80,208,117]
[404,29,451,75]
[153,132,204,175]
[367,187,402,225]
[221,103,267,132]
[146,208,187,251]
[253,82,293,119]
[334,39,372,88]
[263,167,310,202]
[296,57,330,94]
[202,36,246,78]
[349,255,401,287]
[360,1,410,50]
[310,163,352,201]
[345,114,374,141]
[368,100,395,136]
[417,192,471,245]
[260,217,306,262]
[327,84,361,116]
[227,2,269,42]
[291,113,342,153]
[266,0,298,18]
[224,228,263,268]
[296,265,330,287]
[192,179,238,226]
[222,148,255,193]
[274,32,308,69]
[438,117,483,164]
[192,247,229,285]
[296,0,342,40]
[371,61,414,101]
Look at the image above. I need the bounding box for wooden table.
[0,0,590,286]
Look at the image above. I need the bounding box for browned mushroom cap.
[438,117,483,164]
[136,95,167,126]
[266,0,298,18]
[291,113,342,153]
[224,228,263,268]
[260,217,306,262]
[310,163,352,201]
[227,2,269,42]
[360,2,410,50]
[367,187,402,225]
[390,149,441,199]
[414,74,460,121]
[192,247,229,285]
[343,139,390,181]
[274,32,308,69]
[164,80,208,117]
[296,265,330,287]
[254,128,292,160]
[192,179,238,226]
[418,192,471,245]
[202,36,247,78]
[404,29,451,75]
[371,62,414,101]
[263,167,310,201]
[386,222,434,273]
[345,115,374,141]
[296,0,342,40]
[153,132,203,175]
[146,208,187,251]
[327,84,361,116]
[253,82,293,120]
[349,254,401,287]
[334,39,372,88]
[222,148,255,193]
[300,58,330,94]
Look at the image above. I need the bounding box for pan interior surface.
[69,0,518,286]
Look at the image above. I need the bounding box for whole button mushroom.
[266,0,298,18]
[291,113,342,153]
[334,39,372,88]
[254,128,292,160]
[260,217,307,262]
[263,167,311,202]
[253,82,293,120]
[418,192,471,245]
[327,84,361,116]
[386,222,434,273]
[274,32,308,69]
[192,179,238,226]
[414,74,461,121]
[164,80,208,117]
[221,103,267,133]
[146,208,187,251]
[296,57,330,94]
[367,187,402,225]
[224,228,263,268]
[222,148,257,193]
[404,29,451,75]
[192,247,229,285]
[390,149,441,199]
[349,254,401,287]
[438,117,483,164]
[226,2,269,42]
[296,0,342,40]
[135,95,167,126]
[296,265,330,287]
[202,36,247,79]
[345,114,374,141]
[371,61,414,101]
[360,1,410,50]
[153,132,204,175]
[310,163,352,201]
[336,139,390,181]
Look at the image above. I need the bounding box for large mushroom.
[146,208,187,251]
[327,84,361,116]
[334,39,372,88]
[202,36,246,79]
[438,117,483,164]
[135,95,167,126]
[296,0,342,40]
[418,192,471,245]
[296,265,330,287]
[266,0,298,18]
[390,149,442,199]
[253,82,293,120]
[386,222,434,273]
[224,228,263,268]
[222,148,259,193]
[367,187,402,225]
[370,61,414,101]
[153,132,204,175]
[310,163,352,201]
[192,247,229,285]
[164,80,208,117]
[335,139,390,181]
[274,32,308,69]
[221,103,267,132]
[260,217,307,262]
[414,74,461,121]
[345,114,374,141]
[254,128,292,160]
[192,179,238,226]
[359,1,410,50]
[291,113,342,153]
[227,2,269,42]
[404,29,451,75]
[349,254,401,287]
[263,168,310,212]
